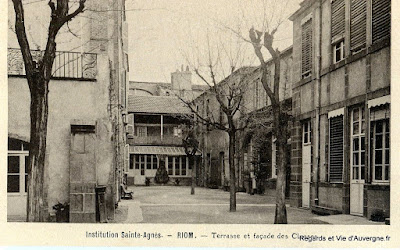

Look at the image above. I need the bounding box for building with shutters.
[289,0,390,220]
[126,69,204,186]
[7,0,129,222]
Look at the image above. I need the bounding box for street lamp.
[183,130,199,195]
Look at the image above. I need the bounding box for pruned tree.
[11,0,87,222]
[178,34,256,211]
[214,0,292,223]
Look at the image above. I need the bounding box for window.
[134,155,140,169]
[351,107,366,180]
[140,155,145,175]
[129,154,134,169]
[146,155,152,169]
[137,127,147,137]
[350,0,367,52]
[333,40,345,63]
[173,127,182,137]
[167,157,173,175]
[7,138,29,194]
[329,115,344,182]
[152,155,158,169]
[301,17,312,78]
[372,0,390,43]
[181,156,187,176]
[372,119,389,182]
[303,120,312,144]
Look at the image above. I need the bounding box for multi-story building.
[289,0,390,220]
[193,47,293,192]
[7,0,129,222]
[126,68,204,185]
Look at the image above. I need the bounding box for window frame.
[350,107,366,181]
[333,40,345,63]
[371,119,390,183]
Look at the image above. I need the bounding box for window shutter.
[331,0,345,42]
[372,0,391,43]
[329,115,344,182]
[350,0,367,51]
[301,19,312,77]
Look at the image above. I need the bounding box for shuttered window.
[350,0,367,52]
[301,19,312,78]
[372,0,391,44]
[329,115,344,182]
[331,0,345,42]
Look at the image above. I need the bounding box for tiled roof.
[128,95,191,114]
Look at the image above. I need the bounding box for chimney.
[171,65,192,92]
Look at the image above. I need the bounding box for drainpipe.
[314,0,323,206]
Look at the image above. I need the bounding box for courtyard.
[112,186,383,225]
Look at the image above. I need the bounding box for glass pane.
[361,137,365,151]
[376,121,383,133]
[353,109,359,121]
[361,166,365,180]
[385,150,389,164]
[8,138,22,151]
[385,165,389,181]
[25,174,28,192]
[361,152,365,165]
[362,107,365,120]
[375,150,382,164]
[147,155,152,169]
[385,119,389,132]
[361,121,366,134]
[8,156,20,173]
[168,158,173,175]
[153,155,158,169]
[335,49,341,62]
[385,133,389,149]
[7,175,20,192]
[375,165,382,180]
[182,158,186,176]
[175,158,180,175]
[353,122,359,135]
[376,135,383,149]
[353,167,359,180]
[304,133,308,144]
[353,138,359,151]
[353,152,359,165]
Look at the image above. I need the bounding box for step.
[311,205,342,216]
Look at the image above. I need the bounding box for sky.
[126,0,303,85]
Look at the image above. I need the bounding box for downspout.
[315,0,323,206]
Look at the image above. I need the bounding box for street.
[112,186,383,224]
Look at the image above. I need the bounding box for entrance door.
[302,121,312,208]
[7,152,29,219]
[350,107,365,216]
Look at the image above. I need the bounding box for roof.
[130,145,201,156]
[128,95,191,114]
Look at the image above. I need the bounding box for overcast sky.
[127,0,303,85]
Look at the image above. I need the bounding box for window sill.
[7,193,27,196]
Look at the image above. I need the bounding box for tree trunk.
[27,76,49,222]
[191,156,196,195]
[229,130,236,212]
[273,110,288,224]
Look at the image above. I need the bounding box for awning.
[368,95,390,109]
[129,145,201,156]
[328,108,345,119]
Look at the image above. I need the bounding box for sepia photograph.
[6,0,391,232]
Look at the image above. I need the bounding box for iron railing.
[8,48,97,80]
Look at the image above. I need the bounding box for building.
[192,48,293,192]
[126,69,204,185]
[7,0,129,222]
[289,0,390,220]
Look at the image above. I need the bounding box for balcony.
[129,135,183,146]
[8,48,97,80]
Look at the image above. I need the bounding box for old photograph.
[7,0,391,227]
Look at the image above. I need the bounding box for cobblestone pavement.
[112,185,330,224]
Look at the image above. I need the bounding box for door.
[302,121,312,208]
[350,107,365,216]
[7,152,29,219]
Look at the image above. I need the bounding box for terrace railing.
[8,48,97,80]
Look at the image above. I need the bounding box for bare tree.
[11,0,86,222]
[214,0,292,223]
[178,33,256,211]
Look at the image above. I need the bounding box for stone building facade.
[289,0,390,220]
[193,48,293,193]
[7,0,129,222]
